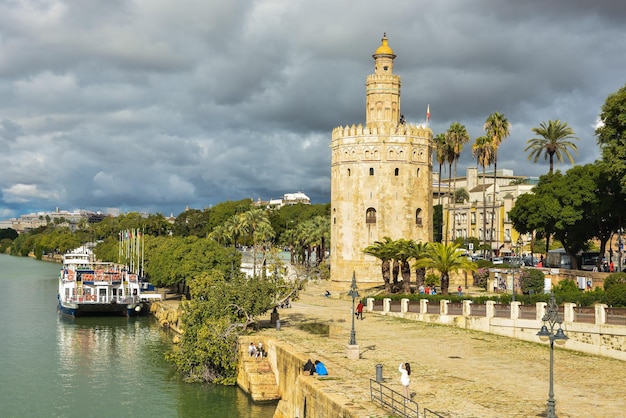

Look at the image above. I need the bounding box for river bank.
[151,280,626,417]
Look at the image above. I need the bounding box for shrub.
[603,272,626,291]
[518,268,544,295]
[604,284,626,307]
[425,273,439,287]
[473,268,489,290]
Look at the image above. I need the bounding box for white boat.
[57,245,148,317]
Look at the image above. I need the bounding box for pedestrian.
[256,342,264,359]
[356,300,364,320]
[314,360,328,376]
[610,261,615,272]
[457,286,462,296]
[399,362,411,399]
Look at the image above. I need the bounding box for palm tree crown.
[525,119,579,174]
[413,243,477,295]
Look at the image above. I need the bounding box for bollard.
[276,319,281,331]
[376,364,383,382]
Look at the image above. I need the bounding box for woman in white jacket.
[399,362,411,399]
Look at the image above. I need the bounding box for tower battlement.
[331,123,432,140]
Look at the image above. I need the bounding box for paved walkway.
[258,281,626,418]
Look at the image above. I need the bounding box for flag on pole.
[426,104,430,121]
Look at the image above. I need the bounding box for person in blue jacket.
[314,360,328,376]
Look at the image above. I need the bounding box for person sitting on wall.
[314,360,328,376]
[303,359,315,375]
[324,290,331,297]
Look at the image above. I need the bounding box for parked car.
[491,257,504,264]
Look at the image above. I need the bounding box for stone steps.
[240,356,280,401]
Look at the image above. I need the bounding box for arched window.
[416,168,420,177]
[347,168,351,176]
[394,168,399,176]
[366,208,377,224]
[415,208,423,226]
[369,167,374,176]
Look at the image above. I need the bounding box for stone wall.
[237,337,378,418]
[371,298,626,361]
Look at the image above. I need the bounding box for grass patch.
[297,322,330,336]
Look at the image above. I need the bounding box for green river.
[0,254,277,418]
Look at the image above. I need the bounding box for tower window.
[416,168,420,177]
[416,208,423,226]
[394,168,399,176]
[369,167,374,176]
[366,208,377,224]
[347,168,351,176]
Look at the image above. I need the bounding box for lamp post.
[347,271,360,346]
[536,292,568,418]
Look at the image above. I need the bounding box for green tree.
[446,122,470,241]
[363,237,395,293]
[472,135,495,250]
[526,119,579,174]
[433,133,448,206]
[596,84,626,194]
[413,243,477,295]
[484,112,511,254]
[409,241,430,289]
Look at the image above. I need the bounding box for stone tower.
[330,34,433,289]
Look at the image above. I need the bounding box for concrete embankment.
[151,282,626,417]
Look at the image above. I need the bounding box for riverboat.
[57,245,148,317]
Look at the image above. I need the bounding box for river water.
[0,254,276,418]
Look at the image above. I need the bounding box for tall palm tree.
[443,135,456,244]
[413,243,477,295]
[433,133,448,205]
[472,135,495,255]
[243,209,271,277]
[483,112,511,256]
[363,237,395,293]
[525,119,579,174]
[446,122,470,242]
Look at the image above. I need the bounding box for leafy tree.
[526,119,579,174]
[393,238,414,293]
[0,228,18,241]
[596,84,626,193]
[413,243,477,295]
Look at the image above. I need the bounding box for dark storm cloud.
[1,0,625,219]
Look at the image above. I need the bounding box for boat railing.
[65,295,140,304]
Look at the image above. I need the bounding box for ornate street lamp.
[536,292,568,418]
[513,236,523,301]
[347,271,360,346]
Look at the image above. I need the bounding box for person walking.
[356,300,364,320]
[399,362,411,399]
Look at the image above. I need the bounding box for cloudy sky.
[1,0,625,219]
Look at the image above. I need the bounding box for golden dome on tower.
[374,33,395,56]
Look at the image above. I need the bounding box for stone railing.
[367,298,626,361]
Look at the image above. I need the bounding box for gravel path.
[259,281,626,417]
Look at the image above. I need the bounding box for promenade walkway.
[259,281,626,418]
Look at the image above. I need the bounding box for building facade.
[330,34,433,289]
[440,167,538,254]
